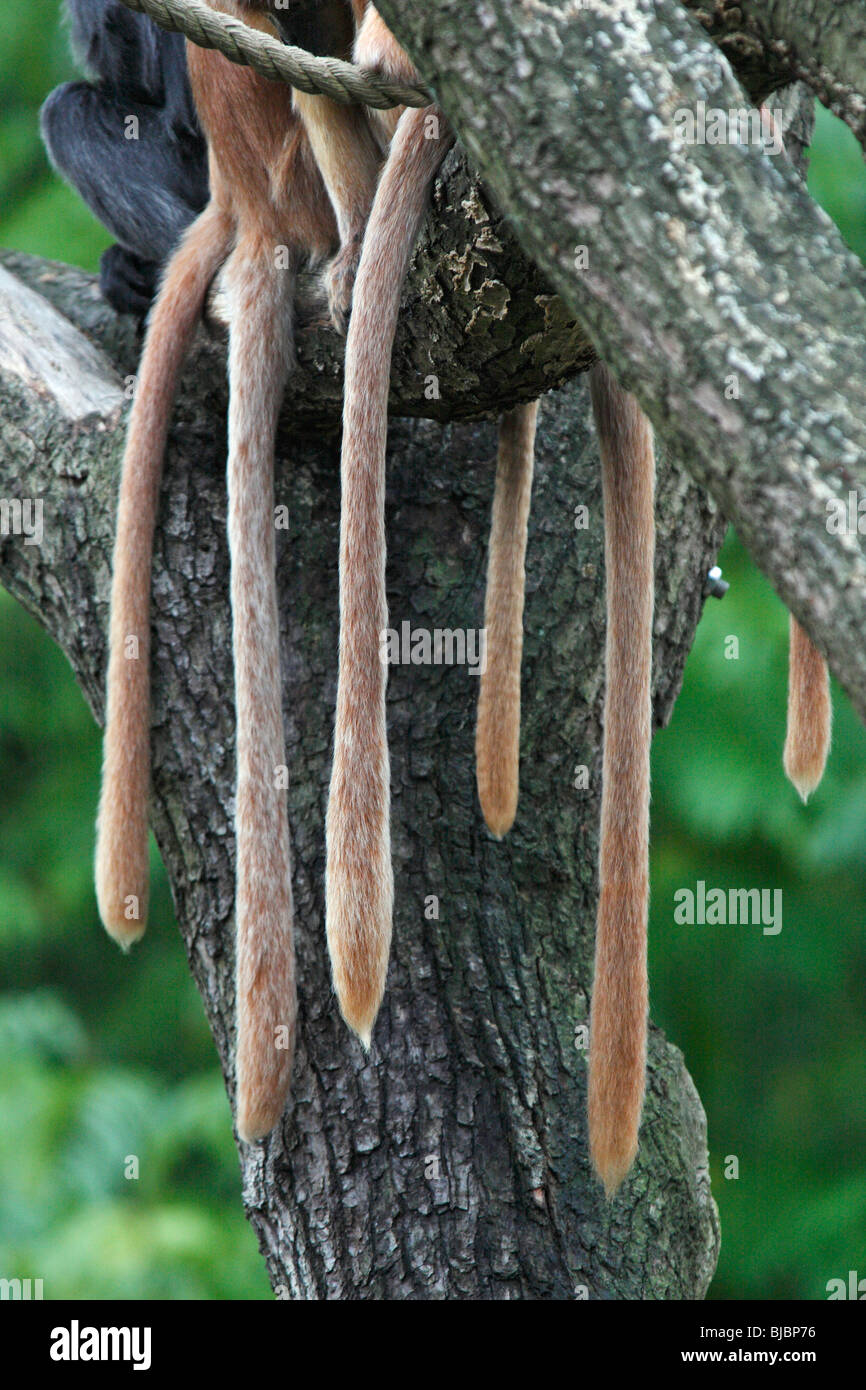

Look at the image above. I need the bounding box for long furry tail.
[587,362,655,1198]
[325,106,453,1046]
[226,240,298,1144]
[783,616,831,802]
[476,401,538,837]
[95,204,232,948]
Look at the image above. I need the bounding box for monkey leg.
[291,92,382,332]
[268,0,381,331]
[98,245,161,319]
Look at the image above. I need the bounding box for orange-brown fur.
[587,362,655,1196]
[759,108,833,794]
[475,402,538,838]
[96,1,338,1142]
[298,11,654,1195]
[229,6,834,1188]
[315,11,455,1044]
[784,615,832,801]
[288,3,383,329]
[95,199,233,949]
[300,5,542,1051]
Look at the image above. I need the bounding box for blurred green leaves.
[0,594,268,1299]
[0,994,268,1298]
[651,533,866,1300]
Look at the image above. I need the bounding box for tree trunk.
[0,246,722,1297]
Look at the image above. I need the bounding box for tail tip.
[101,916,147,952]
[483,812,514,841]
[337,995,377,1052]
[325,877,390,1058]
[236,1094,286,1146]
[477,782,518,840]
[783,751,826,804]
[334,991,379,1054]
[95,848,150,952]
[236,1116,274,1147]
[591,1144,638,1201]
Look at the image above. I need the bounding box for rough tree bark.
[0,241,721,1296]
[1,0,858,1297]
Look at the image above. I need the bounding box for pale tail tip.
[102,918,147,953]
[236,1080,292,1146]
[590,1130,638,1201]
[602,1173,625,1201]
[593,1155,634,1201]
[783,756,825,805]
[478,789,517,840]
[333,989,377,1052]
[236,1112,279,1146]
[483,814,514,841]
[476,743,519,839]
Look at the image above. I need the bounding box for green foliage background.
[1,2,865,1301]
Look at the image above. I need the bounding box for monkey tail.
[326,106,454,1046]
[475,401,538,837]
[225,239,298,1144]
[95,203,232,948]
[587,361,655,1198]
[783,616,832,802]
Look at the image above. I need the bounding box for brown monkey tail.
[225,240,299,1144]
[587,361,655,1198]
[783,616,831,802]
[325,105,454,1046]
[475,401,538,837]
[95,204,232,949]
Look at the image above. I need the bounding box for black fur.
[41,0,208,316]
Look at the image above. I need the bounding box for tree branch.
[0,135,595,431]
[683,0,866,139]
[377,0,866,724]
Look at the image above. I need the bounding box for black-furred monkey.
[41,0,208,315]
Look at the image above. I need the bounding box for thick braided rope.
[115,0,433,108]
